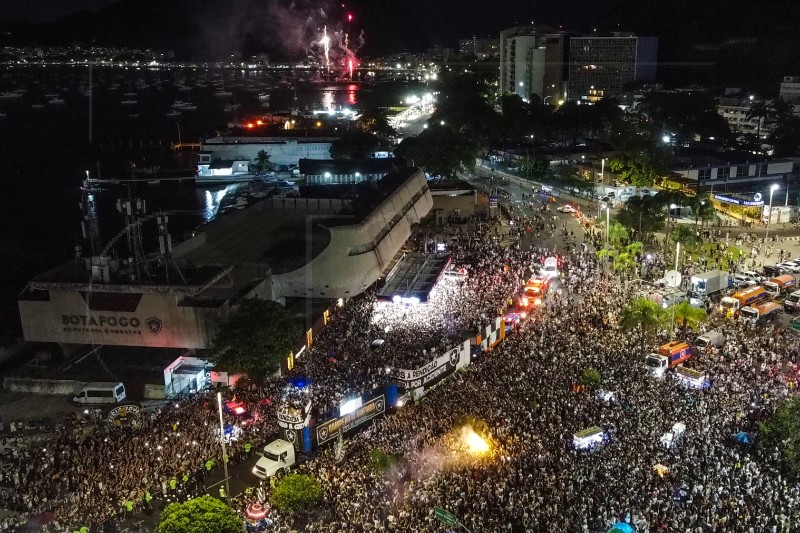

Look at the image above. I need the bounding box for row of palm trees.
[620,296,708,355]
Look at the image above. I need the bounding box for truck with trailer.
[763,274,797,298]
[690,270,730,298]
[740,301,783,323]
[644,341,697,379]
[720,285,768,315]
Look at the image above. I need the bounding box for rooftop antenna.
[117,197,151,280]
[157,213,186,284]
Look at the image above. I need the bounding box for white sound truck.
[252,439,296,479]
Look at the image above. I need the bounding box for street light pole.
[605,205,610,246]
[765,184,779,242]
[216,392,232,507]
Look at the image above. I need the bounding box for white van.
[73,382,127,405]
[542,257,559,279]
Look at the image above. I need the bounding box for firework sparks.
[321,26,330,71]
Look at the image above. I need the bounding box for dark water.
[0,65,423,339]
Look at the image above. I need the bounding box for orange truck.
[740,301,783,323]
[720,285,768,315]
[644,341,697,378]
[763,274,797,298]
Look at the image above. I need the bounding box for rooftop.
[377,253,451,302]
[299,158,397,175]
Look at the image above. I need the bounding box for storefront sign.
[713,194,764,207]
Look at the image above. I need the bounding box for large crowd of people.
[2,200,800,532]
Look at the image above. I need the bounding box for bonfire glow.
[462,426,490,455]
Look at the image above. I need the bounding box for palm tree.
[621,297,666,355]
[746,100,771,140]
[668,301,707,337]
[613,251,636,274]
[608,222,629,247]
[255,150,271,173]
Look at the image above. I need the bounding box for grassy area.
[679,242,744,270]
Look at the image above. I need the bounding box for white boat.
[123,91,137,98]
[166,109,181,117]
[32,103,45,109]
[48,98,66,105]
[213,89,233,97]
[121,99,138,105]
[0,91,22,100]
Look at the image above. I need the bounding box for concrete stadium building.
[17,169,432,350]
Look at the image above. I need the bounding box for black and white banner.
[316,394,386,445]
[393,340,470,390]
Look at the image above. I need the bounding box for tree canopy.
[270,473,323,515]
[395,126,481,178]
[329,132,380,160]
[211,298,300,381]
[758,396,800,476]
[155,495,243,533]
[621,297,666,354]
[668,301,707,336]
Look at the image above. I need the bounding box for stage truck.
[644,341,697,379]
[719,285,768,315]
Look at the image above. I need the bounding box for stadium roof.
[377,253,450,303]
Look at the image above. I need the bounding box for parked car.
[742,270,766,283]
[763,264,790,277]
[731,273,756,289]
[779,262,800,274]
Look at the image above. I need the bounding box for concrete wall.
[201,138,335,167]
[272,170,433,299]
[143,383,166,400]
[4,377,84,395]
[264,198,352,211]
[19,288,224,349]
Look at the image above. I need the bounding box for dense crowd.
[0,382,283,531]
[285,216,524,419]
[273,248,800,532]
[3,199,800,533]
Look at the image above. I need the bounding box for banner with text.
[393,340,470,391]
[316,394,386,445]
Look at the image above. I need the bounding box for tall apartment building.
[499,26,546,100]
[779,76,800,104]
[567,33,658,102]
[543,33,571,103]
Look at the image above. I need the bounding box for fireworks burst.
[320,26,331,71]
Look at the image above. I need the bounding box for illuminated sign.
[713,194,764,207]
[316,394,386,444]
